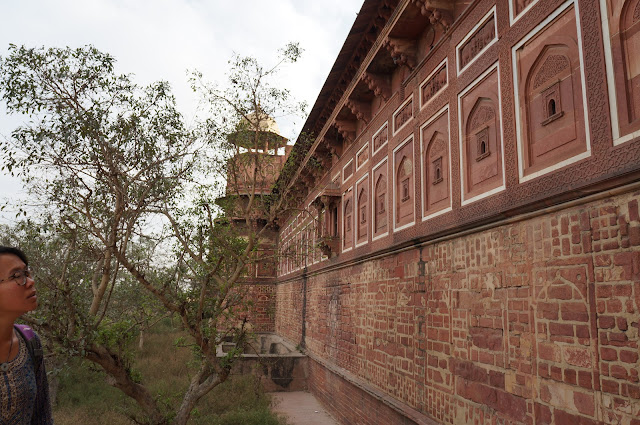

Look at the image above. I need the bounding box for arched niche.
[374,173,387,234]
[357,185,368,244]
[619,0,640,132]
[521,37,586,176]
[423,111,451,217]
[464,96,501,198]
[395,151,414,227]
[343,197,353,250]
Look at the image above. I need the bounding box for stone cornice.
[362,72,392,101]
[345,99,372,124]
[383,36,418,69]
[410,0,455,29]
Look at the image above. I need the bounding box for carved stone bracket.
[334,120,357,144]
[346,99,371,124]
[384,37,417,70]
[321,135,343,158]
[362,72,392,101]
[411,0,454,30]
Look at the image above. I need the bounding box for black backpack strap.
[14,324,43,375]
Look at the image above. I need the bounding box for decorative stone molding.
[356,143,369,170]
[420,60,448,107]
[411,0,454,30]
[322,135,343,158]
[373,123,389,154]
[362,72,392,101]
[393,96,414,134]
[384,37,417,69]
[458,12,496,71]
[334,119,357,143]
[346,99,371,124]
[343,159,355,183]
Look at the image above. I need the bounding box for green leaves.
[1,42,305,424]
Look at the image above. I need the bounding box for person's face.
[0,254,37,319]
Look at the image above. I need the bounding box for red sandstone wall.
[307,358,422,425]
[276,189,640,425]
[242,283,276,332]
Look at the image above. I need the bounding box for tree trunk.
[86,344,166,425]
[89,250,112,315]
[173,366,228,425]
[138,328,145,351]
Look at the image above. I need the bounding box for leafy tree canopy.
[0,42,306,425]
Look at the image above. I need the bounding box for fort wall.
[276,187,640,424]
[266,0,640,423]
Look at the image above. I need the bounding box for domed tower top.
[229,111,288,152]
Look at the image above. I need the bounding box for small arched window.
[548,99,556,117]
[475,128,490,161]
[375,174,387,232]
[397,157,412,202]
[432,156,443,184]
[344,200,352,232]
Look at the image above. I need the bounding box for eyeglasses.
[0,269,33,286]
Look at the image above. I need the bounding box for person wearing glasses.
[0,246,53,424]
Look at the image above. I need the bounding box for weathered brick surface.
[275,190,640,424]
[275,279,305,341]
[240,283,276,332]
[307,358,421,425]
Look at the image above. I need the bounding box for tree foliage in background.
[0,43,304,425]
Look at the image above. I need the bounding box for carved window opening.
[432,157,443,184]
[357,186,368,242]
[401,178,410,201]
[475,127,490,161]
[331,206,338,237]
[344,200,352,233]
[397,157,412,203]
[375,175,387,232]
[358,188,367,224]
[541,81,564,126]
[395,152,413,226]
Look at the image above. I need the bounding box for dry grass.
[53,321,287,425]
[54,407,132,425]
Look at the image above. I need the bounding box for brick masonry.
[240,283,276,333]
[307,357,425,425]
[276,188,640,425]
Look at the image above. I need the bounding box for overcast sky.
[0,0,363,223]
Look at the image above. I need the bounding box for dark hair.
[0,246,29,267]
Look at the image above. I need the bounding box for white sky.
[0,0,363,223]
